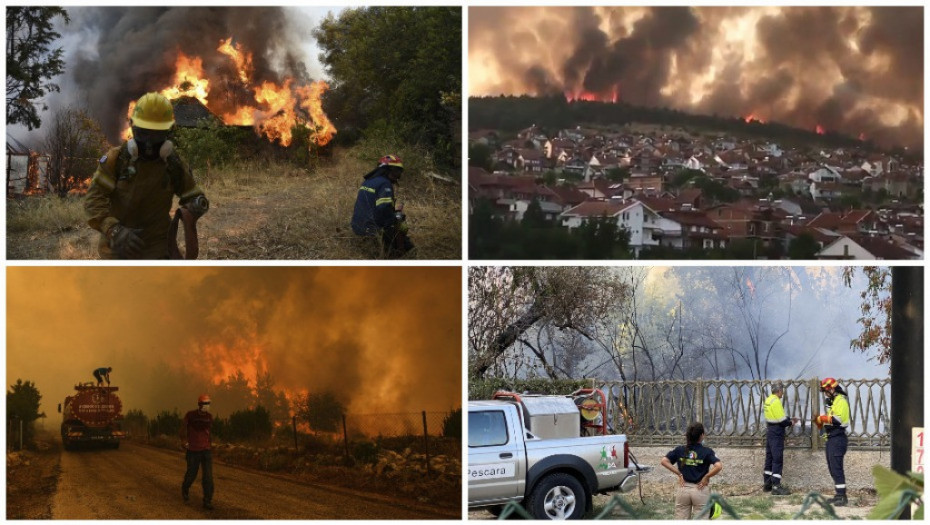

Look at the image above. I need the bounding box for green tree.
[149,409,182,438]
[7,379,45,449]
[212,370,254,418]
[255,373,290,426]
[522,198,549,228]
[606,167,629,182]
[298,391,346,434]
[227,406,272,442]
[468,142,493,171]
[314,7,461,169]
[787,233,820,259]
[842,267,891,364]
[6,7,69,130]
[441,407,461,438]
[43,105,109,196]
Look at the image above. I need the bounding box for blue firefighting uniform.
[351,172,396,236]
[763,393,793,486]
[824,393,850,496]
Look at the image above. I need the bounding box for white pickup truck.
[468,396,640,520]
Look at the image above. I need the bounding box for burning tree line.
[7,7,462,197]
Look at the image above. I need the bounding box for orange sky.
[7,267,461,420]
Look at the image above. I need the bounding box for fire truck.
[58,384,126,450]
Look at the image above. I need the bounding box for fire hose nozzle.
[186,194,210,217]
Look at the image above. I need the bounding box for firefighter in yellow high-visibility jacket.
[815,377,851,506]
[762,382,799,495]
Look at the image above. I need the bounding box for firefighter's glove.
[398,221,409,234]
[108,225,145,259]
[185,195,210,218]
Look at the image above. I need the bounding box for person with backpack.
[660,422,724,519]
[85,92,209,259]
[350,154,413,257]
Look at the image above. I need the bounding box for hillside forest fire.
[121,37,336,150]
[565,85,620,103]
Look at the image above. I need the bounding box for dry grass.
[6,145,461,260]
[7,195,98,259]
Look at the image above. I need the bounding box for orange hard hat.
[198,394,211,405]
[820,378,838,391]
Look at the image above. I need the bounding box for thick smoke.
[61,7,315,141]
[469,6,923,149]
[7,268,462,420]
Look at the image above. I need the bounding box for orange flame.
[744,114,766,124]
[161,53,210,105]
[119,38,336,150]
[217,37,253,84]
[565,85,619,103]
[815,124,826,135]
[296,81,337,147]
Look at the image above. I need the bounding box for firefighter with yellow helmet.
[85,92,208,259]
[815,377,850,506]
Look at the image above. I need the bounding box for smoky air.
[469,6,923,150]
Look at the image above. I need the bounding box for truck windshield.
[469,410,509,447]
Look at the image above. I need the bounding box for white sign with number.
[913,427,924,473]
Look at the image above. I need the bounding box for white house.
[560,199,677,257]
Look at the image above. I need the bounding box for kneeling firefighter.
[350,154,414,257]
[85,92,209,259]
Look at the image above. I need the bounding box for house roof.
[852,236,917,260]
[561,200,630,218]
[172,96,220,127]
[660,210,723,230]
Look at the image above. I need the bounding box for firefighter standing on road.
[351,154,414,258]
[181,394,214,510]
[660,422,724,519]
[816,377,850,507]
[85,92,209,259]
[92,367,112,386]
[762,382,799,495]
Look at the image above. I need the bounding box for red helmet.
[820,378,838,391]
[198,394,211,405]
[378,154,403,169]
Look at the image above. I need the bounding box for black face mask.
[131,126,169,160]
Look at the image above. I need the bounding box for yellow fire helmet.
[131,92,175,130]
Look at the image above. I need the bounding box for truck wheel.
[528,473,587,520]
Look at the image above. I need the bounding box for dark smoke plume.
[65,7,313,141]
[469,6,923,149]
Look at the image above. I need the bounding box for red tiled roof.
[562,200,629,218]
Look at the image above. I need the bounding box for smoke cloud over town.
[469,6,923,149]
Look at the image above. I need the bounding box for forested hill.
[470,95,913,158]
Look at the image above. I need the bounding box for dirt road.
[51,441,456,519]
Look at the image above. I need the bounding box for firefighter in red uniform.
[180,394,214,510]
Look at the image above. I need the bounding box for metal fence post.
[342,414,349,459]
[810,378,821,450]
[422,410,431,477]
[695,380,705,423]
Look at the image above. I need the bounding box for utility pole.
[890,267,923,520]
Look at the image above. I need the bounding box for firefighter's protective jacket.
[351,171,396,235]
[84,143,204,259]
